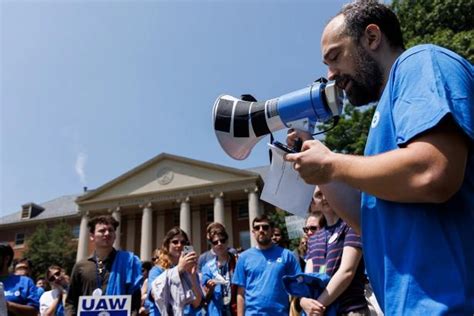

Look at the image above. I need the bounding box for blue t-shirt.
[3,274,40,310]
[232,245,301,315]
[201,255,235,316]
[363,44,474,314]
[147,266,164,316]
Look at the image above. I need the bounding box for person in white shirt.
[39,265,69,316]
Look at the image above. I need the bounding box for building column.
[76,210,89,262]
[179,197,191,236]
[140,203,153,261]
[246,186,261,247]
[111,207,121,250]
[212,192,225,225]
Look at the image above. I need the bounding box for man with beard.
[65,215,143,315]
[232,215,301,315]
[285,0,473,314]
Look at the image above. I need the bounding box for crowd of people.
[1,0,473,314]
[0,190,379,316]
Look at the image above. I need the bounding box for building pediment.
[77,153,260,205]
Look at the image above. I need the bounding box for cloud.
[75,152,87,185]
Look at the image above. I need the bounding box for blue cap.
[283,272,330,298]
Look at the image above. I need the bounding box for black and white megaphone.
[212,78,344,160]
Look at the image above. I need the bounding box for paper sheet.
[261,143,315,218]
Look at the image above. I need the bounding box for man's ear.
[364,24,382,50]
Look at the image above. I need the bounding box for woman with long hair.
[148,227,202,316]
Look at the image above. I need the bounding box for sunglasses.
[211,238,228,246]
[170,239,188,246]
[253,224,270,231]
[48,271,61,282]
[303,226,318,233]
[273,233,281,237]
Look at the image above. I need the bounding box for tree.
[24,221,77,279]
[318,103,375,155]
[392,0,474,63]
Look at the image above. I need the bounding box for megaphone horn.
[213,78,343,160]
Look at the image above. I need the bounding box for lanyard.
[94,252,104,291]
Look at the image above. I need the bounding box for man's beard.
[257,234,272,246]
[338,46,384,106]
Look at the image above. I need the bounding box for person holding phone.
[149,227,202,316]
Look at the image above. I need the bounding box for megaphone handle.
[294,138,303,152]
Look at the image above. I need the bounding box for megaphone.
[212,78,344,160]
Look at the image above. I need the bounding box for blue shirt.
[147,266,164,316]
[232,245,301,315]
[201,254,235,316]
[363,44,474,314]
[3,274,40,310]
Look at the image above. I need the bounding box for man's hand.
[300,297,326,316]
[285,139,338,185]
[286,129,313,149]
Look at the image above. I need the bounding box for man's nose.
[327,67,338,81]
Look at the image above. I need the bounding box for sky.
[1,0,350,217]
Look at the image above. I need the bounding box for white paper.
[261,143,315,218]
[285,215,306,240]
[213,273,229,285]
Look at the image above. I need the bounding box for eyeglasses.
[253,224,270,231]
[273,233,281,237]
[211,238,227,246]
[170,239,188,246]
[48,271,61,282]
[303,226,318,233]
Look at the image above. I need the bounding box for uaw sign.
[78,295,131,316]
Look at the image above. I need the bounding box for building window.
[173,210,180,227]
[204,205,213,223]
[15,233,25,246]
[236,201,249,220]
[72,225,80,239]
[21,206,30,219]
[239,231,250,250]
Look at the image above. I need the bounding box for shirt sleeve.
[201,264,212,286]
[391,46,474,146]
[343,226,362,249]
[24,277,40,310]
[231,255,246,288]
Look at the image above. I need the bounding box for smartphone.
[182,245,194,255]
[273,141,297,154]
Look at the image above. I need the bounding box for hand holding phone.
[273,141,298,154]
[182,245,194,255]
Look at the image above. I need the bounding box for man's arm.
[286,118,469,204]
[236,286,245,316]
[300,246,362,315]
[318,182,361,233]
[6,301,38,316]
[65,264,81,316]
[316,246,362,307]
